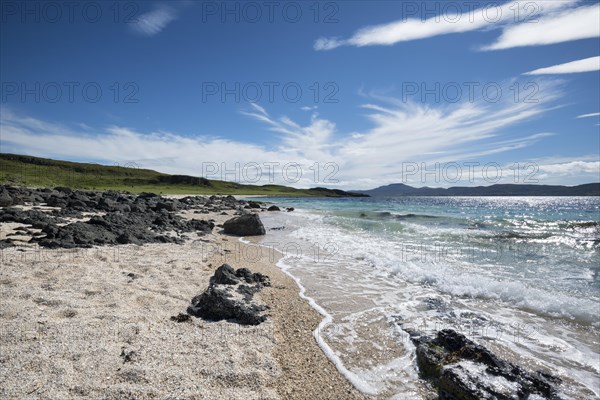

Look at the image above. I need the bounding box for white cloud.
[524,56,600,75]
[482,3,600,50]
[577,112,600,119]
[130,6,177,37]
[537,160,600,175]
[314,0,581,50]
[533,160,600,184]
[2,80,591,189]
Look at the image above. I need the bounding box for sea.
[249,196,600,399]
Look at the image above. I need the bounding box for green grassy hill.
[0,153,365,197]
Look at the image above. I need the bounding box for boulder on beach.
[412,329,563,399]
[223,213,266,236]
[187,264,270,325]
[247,201,262,209]
[267,205,280,211]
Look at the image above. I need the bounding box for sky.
[1,0,599,189]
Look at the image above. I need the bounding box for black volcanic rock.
[247,201,262,209]
[413,329,564,399]
[187,264,270,325]
[223,213,266,236]
[0,185,247,249]
[267,205,280,211]
[0,188,13,207]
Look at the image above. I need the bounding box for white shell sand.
[0,209,367,399]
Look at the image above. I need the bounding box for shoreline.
[3,187,591,398]
[0,202,367,399]
[204,213,368,399]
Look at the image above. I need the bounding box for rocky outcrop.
[187,264,270,325]
[0,185,250,248]
[267,205,280,211]
[222,213,266,236]
[35,211,214,248]
[411,329,564,399]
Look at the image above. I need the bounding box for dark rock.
[138,192,159,199]
[413,329,564,400]
[53,186,72,194]
[0,240,15,249]
[286,207,294,212]
[125,272,138,280]
[67,199,87,208]
[116,233,132,244]
[247,201,261,209]
[237,284,260,301]
[267,205,280,211]
[187,264,270,325]
[223,213,265,236]
[0,186,245,249]
[98,197,117,211]
[170,313,191,323]
[234,267,270,286]
[0,189,13,207]
[46,196,68,208]
[210,264,240,285]
[155,201,177,212]
[120,348,136,363]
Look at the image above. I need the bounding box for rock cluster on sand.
[410,329,564,399]
[0,186,273,248]
[187,264,271,325]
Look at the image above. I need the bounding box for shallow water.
[256,197,600,399]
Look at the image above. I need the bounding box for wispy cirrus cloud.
[2,80,595,188]
[130,5,178,37]
[576,112,600,119]
[314,1,596,51]
[524,56,600,75]
[483,2,600,50]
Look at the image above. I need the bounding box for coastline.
[0,206,367,399]
[3,189,593,398]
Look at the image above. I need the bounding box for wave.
[356,211,441,220]
[288,218,600,324]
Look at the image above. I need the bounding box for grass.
[0,153,364,197]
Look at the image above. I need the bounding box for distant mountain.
[354,183,600,197]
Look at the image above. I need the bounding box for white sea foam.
[255,206,600,399]
[288,219,599,323]
[238,236,380,395]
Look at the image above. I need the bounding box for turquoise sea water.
[254,196,600,399]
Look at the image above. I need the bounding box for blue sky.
[1,0,599,189]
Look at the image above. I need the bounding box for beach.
[1,188,598,399]
[0,204,366,399]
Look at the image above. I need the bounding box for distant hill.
[0,153,367,197]
[354,183,600,197]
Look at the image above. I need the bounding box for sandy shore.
[0,208,367,399]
